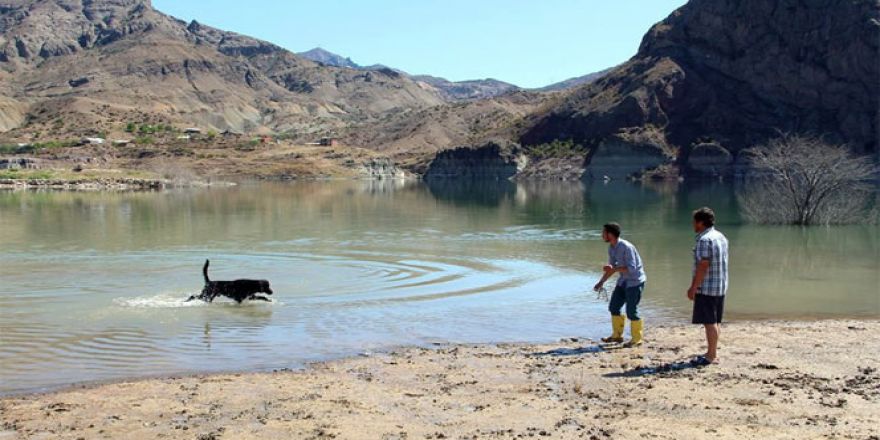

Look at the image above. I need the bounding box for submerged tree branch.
[737,134,877,226]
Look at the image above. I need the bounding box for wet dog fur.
[186,260,273,303]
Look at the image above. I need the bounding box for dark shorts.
[692,294,725,324]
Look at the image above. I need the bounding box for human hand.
[687,286,697,301]
[593,282,604,292]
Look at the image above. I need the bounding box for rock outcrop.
[298,47,360,69]
[521,0,880,176]
[0,156,39,169]
[356,158,410,180]
[424,143,523,180]
[686,141,733,177]
[584,130,674,180]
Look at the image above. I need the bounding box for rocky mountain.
[298,46,522,102]
[520,0,880,178]
[0,0,443,134]
[342,91,549,173]
[297,46,616,97]
[298,47,360,69]
[410,75,520,102]
[3,0,876,182]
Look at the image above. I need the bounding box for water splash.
[113,293,205,309]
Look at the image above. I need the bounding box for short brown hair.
[603,223,621,238]
[693,207,716,228]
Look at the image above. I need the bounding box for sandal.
[690,355,716,366]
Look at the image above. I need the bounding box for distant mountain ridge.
[298,47,360,69]
[296,46,613,99]
[297,46,522,101]
[536,68,615,92]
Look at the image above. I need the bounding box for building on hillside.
[184,128,202,134]
[81,137,105,145]
[319,137,338,147]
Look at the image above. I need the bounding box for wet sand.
[1,320,878,439]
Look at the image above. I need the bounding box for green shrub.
[0,169,19,179]
[138,124,159,135]
[0,144,19,154]
[0,170,53,180]
[125,122,137,133]
[529,139,588,158]
[25,170,54,180]
[32,139,77,150]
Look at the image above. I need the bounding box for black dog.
[186,260,273,303]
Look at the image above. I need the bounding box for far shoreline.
[0,175,424,191]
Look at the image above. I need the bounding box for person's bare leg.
[704,323,720,362]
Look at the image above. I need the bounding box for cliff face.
[521,0,880,177]
[424,143,523,180]
[0,0,172,63]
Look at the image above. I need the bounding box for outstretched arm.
[594,264,620,291]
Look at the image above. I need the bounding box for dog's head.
[259,280,273,295]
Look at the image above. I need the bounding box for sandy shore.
[1,320,878,439]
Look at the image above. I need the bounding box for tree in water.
[737,135,877,225]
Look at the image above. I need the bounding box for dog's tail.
[203,259,211,283]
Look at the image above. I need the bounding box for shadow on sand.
[531,344,714,378]
[532,345,607,357]
[603,357,712,378]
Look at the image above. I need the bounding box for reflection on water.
[0,180,877,394]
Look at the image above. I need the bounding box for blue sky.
[152,0,687,88]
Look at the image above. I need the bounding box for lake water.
[0,180,877,395]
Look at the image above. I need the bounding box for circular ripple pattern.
[0,245,600,395]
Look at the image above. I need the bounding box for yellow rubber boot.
[601,315,626,343]
[625,319,644,347]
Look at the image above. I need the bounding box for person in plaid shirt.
[688,207,729,365]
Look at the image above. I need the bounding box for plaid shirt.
[693,227,729,297]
